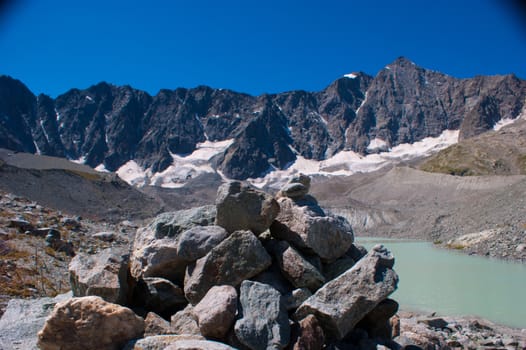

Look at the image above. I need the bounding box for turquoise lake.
[357,237,526,329]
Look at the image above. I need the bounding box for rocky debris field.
[396,312,526,350]
[314,167,526,263]
[1,175,525,350]
[0,191,137,317]
[1,174,399,350]
[441,225,526,262]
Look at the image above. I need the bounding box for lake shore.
[357,237,526,330]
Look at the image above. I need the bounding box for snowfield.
[113,130,460,189]
[116,139,233,188]
[248,129,459,188]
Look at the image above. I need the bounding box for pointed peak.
[386,56,419,69]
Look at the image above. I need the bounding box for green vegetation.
[446,243,466,250]
[517,154,526,174]
[67,169,104,182]
[421,142,526,176]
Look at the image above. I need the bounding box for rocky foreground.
[0,175,525,349]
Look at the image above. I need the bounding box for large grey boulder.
[130,206,216,282]
[144,206,217,240]
[164,339,237,350]
[69,248,130,305]
[251,261,294,295]
[278,173,311,199]
[279,183,309,199]
[124,335,205,350]
[170,305,201,336]
[267,240,325,292]
[215,181,280,234]
[144,312,174,336]
[184,230,272,304]
[234,280,290,350]
[177,225,229,261]
[295,245,398,340]
[193,285,238,339]
[0,292,71,350]
[37,296,145,350]
[270,197,354,261]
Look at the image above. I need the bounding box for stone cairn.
[37,174,399,350]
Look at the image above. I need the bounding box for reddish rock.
[193,285,237,339]
[289,315,325,350]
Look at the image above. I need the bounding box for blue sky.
[0,0,525,97]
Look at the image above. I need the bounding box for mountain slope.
[1,57,525,182]
[313,166,526,258]
[0,149,163,221]
[420,116,526,176]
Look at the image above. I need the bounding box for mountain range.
[1,57,525,183]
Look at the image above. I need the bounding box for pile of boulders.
[37,174,400,350]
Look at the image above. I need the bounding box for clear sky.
[0,0,525,97]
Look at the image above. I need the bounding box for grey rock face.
[2,60,526,180]
[251,262,295,295]
[280,183,309,199]
[267,240,325,292]
[69,248,130,305]
[123,334,205,350]
[234,280,290,350]
[215,181,280,234]
[177,225,229,262]
[0,292,71,350]
[217,100,297,179]
[288,173,311,189]
[278,173,312,199]
[143,312,174,337]
[145,205,217,241]
[164,339,237,350]
[0,76,37,154]
[170,304,201,336]
[130,205,216,282]
[193,285,238,339]
[37,296,145,350]
[184,230,272,304]
[130,228,183,282]
[295,245,398,340]
[270,197,354,261]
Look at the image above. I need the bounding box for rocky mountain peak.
[0,75,37,153]
[0,58,525,182]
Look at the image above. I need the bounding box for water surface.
[357,237,526,329]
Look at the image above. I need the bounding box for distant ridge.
[1,57,525,183]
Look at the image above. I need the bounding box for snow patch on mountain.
[116,139,234,188]
[71,156,87,165]
[248,129,459,189]
[367,138,388,152]
[116,160,149,187]
[493,118,516,131]
[115,130,460,189]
